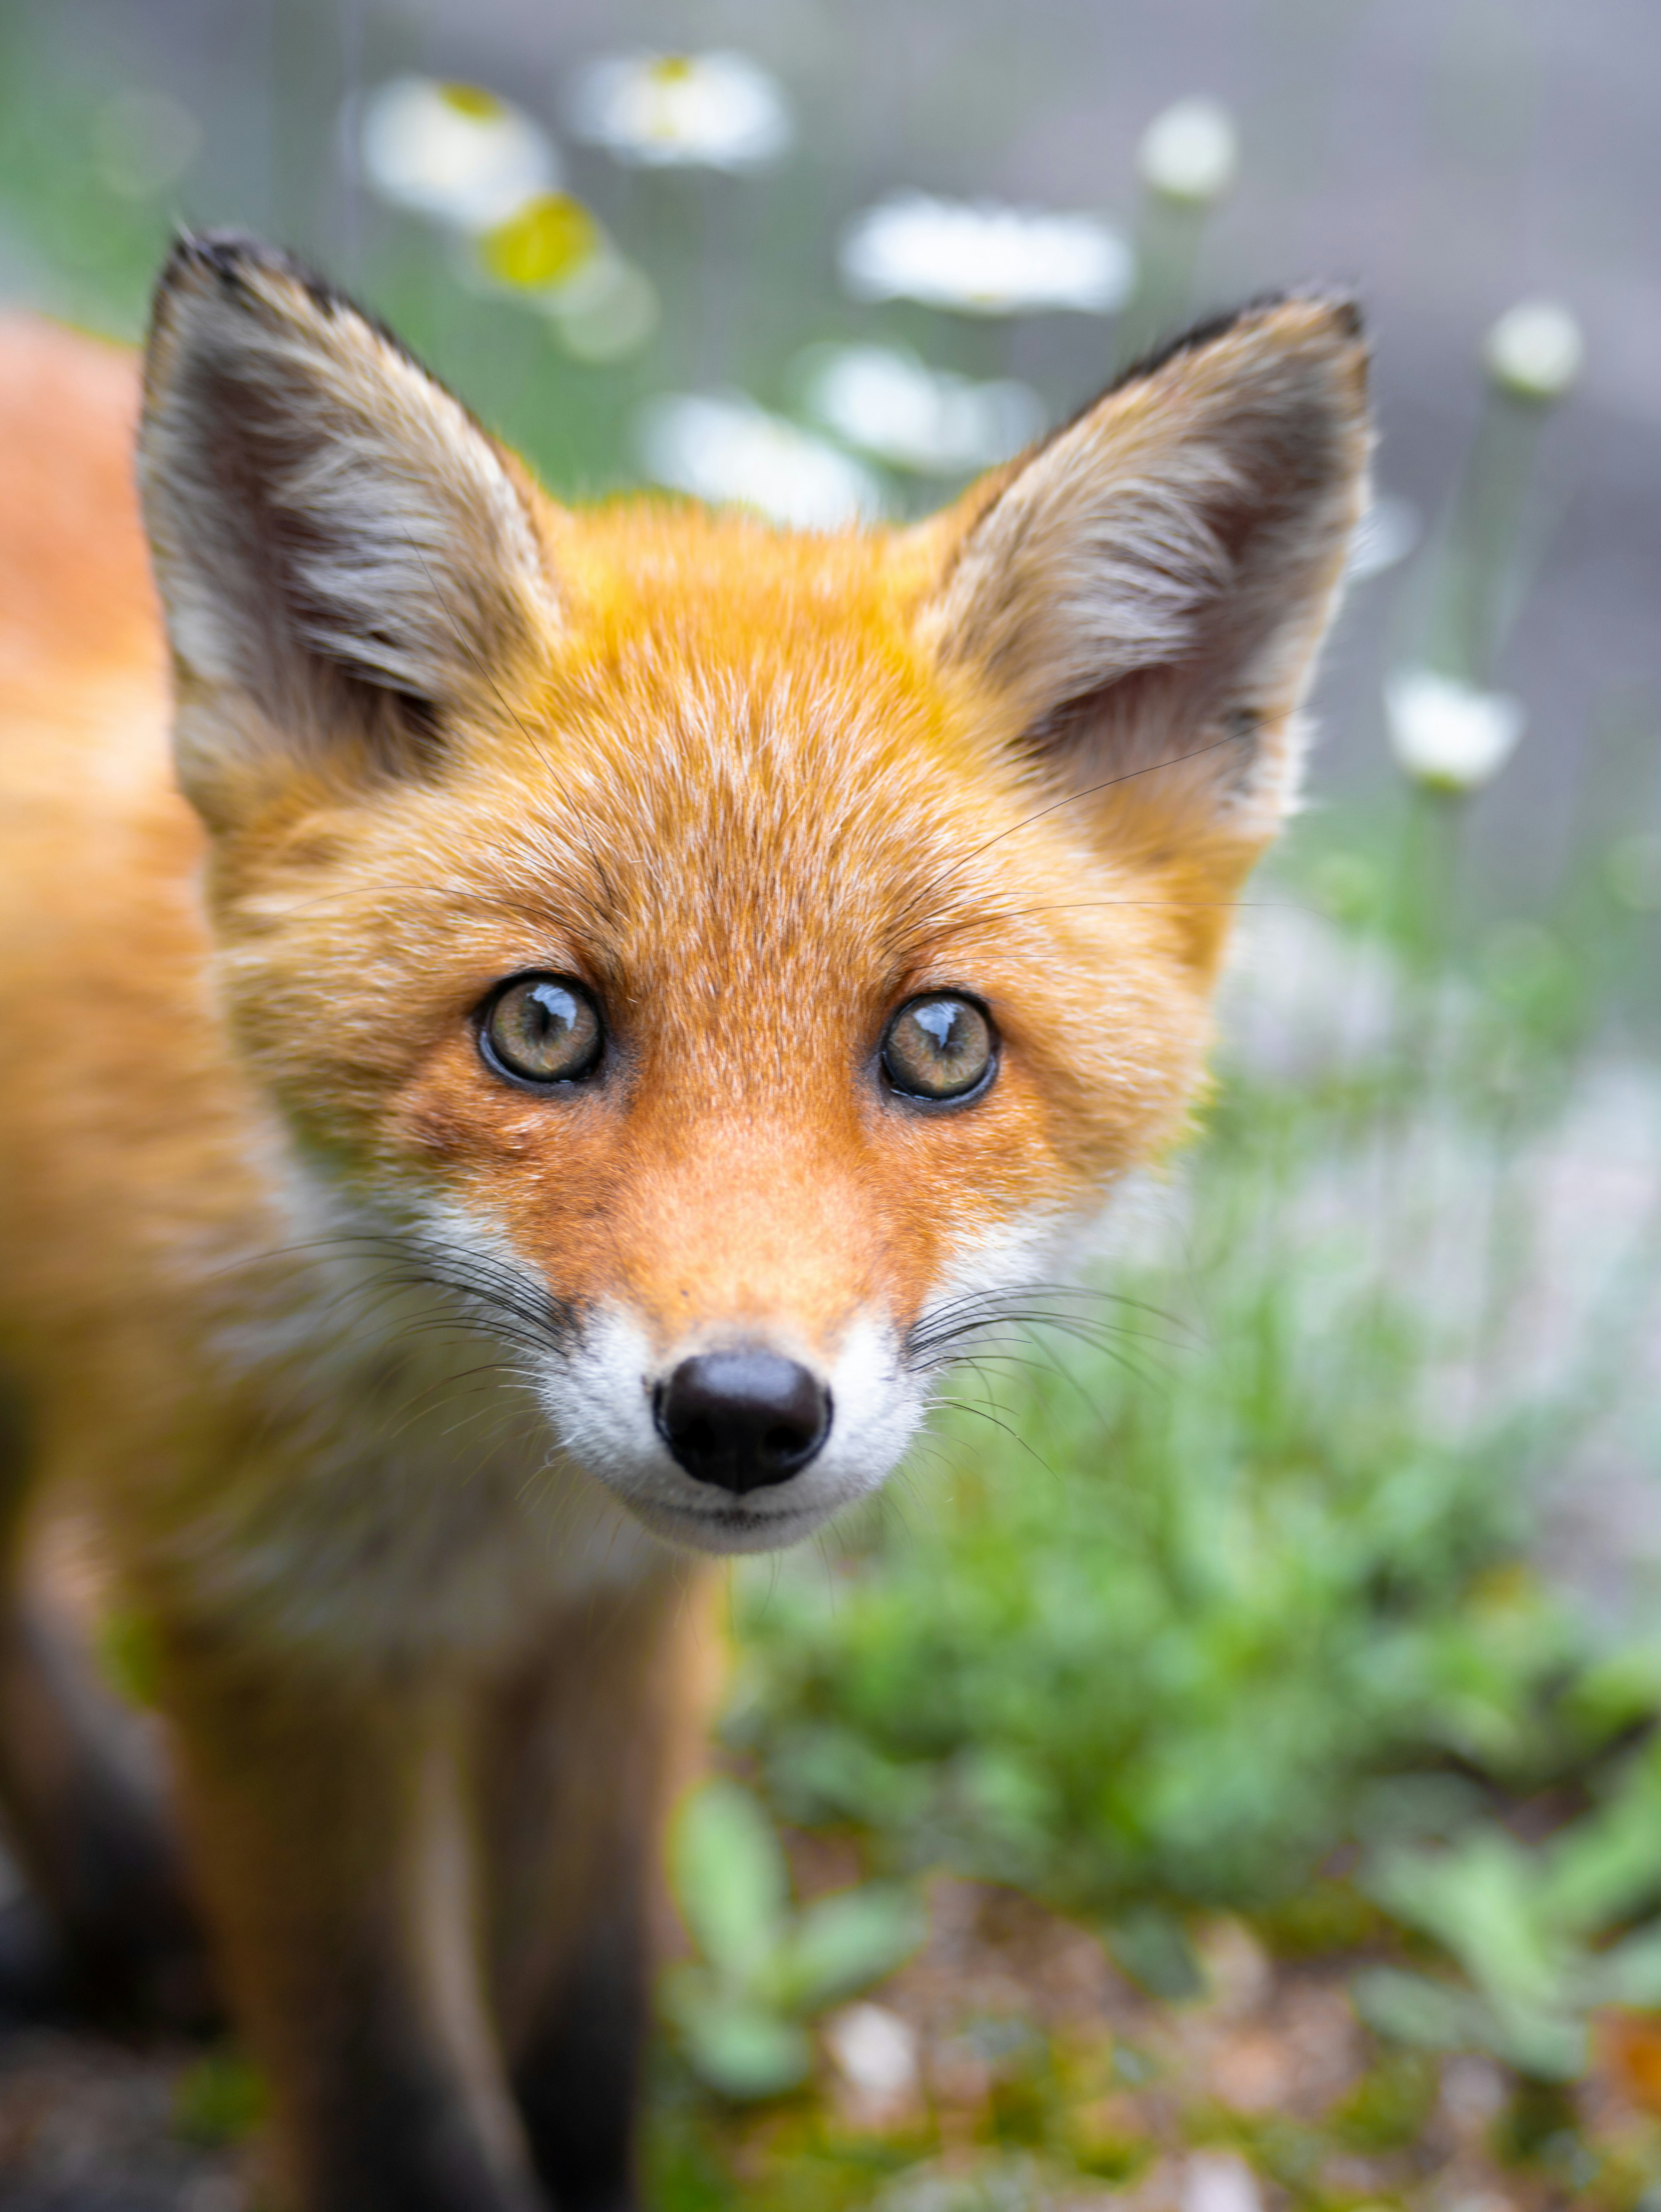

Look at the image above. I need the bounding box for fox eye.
[881,993,996,1104]
[479,974,604,1086]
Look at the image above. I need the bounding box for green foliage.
[1328,2049,1440,2154]
[1355,1740,1661,2080]
[664,1780,926,2101]
[172,2049,266,2148]
[725,1168,1587,1918]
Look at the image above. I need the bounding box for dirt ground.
[3,1873,1656,2210]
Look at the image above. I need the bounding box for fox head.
[138,233,1368,1555]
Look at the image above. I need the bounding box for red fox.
[0,234,1368,2209]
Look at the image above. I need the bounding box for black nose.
[654,1352,832,1495]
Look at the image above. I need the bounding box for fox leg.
[0,1400,207,2025]
[483,1567,717,2212]
[0,1581,210,2025]
[156,1619,544,2212]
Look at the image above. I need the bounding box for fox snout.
[531,1290,922,1554]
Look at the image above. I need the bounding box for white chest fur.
[177,1228,665,1668]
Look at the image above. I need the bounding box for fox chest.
[161,1304,664,1665]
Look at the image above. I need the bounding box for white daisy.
[1485,301,1584,403]
[1385,668,1524,792]
[478,192,602,291]
[1137,97,1238,205]
[565,51,792,171]
[799,344,1043,475]
[637,394,886,529]
[356,77,556,232]
[840,193,1133,317]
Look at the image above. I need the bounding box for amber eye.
[880,993,996,1104]
[479,974,604,1085]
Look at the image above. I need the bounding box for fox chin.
[0,233,1369,2212]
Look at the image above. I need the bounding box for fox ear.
[915,296,1370,868]
[138,232,558,822]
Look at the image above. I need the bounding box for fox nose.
[654,1351,832,1494]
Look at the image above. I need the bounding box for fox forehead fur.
[126,233,1368,1577]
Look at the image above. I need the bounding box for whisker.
[929,1397,1057,1477]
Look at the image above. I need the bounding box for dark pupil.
[914,1001,966,1061]
[491,978,598,1080]
[520,983,577,1050]
[888,996,989,1098]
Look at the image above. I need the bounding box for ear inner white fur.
[918,298,1371,847]
[138,232,558,793]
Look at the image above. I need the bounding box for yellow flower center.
[437,83,505,122]
[481,194,601,288]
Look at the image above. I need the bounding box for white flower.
[1138,97,1238,205]
[356,78,556,231]
[478,192,603,291]
[1485,299,1584,403]
[547,256,661,363]
[1181,2152,1263,2212]
[1345,493,1421,583]
[823,2003,919,2098]
[566,51,792,171]
[638,394,886,529]
[1386,668,1524,792]
[799,344,1043,474]
[471,194,660,362]
[840,194,1133,317]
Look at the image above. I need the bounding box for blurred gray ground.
[7,0,1661,887]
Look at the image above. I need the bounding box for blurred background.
[1,3,1660,2209]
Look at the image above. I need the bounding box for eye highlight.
[479,974,604,1086]
[880,993,996,1104]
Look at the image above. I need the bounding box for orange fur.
[0,245,1367,2210]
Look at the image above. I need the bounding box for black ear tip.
[1248,287,1366,346]
[153,231,357,329]
[149,233,426,382]
[160,229,280,295]
[1300,290,1365,344]
[1107,288,1367,397]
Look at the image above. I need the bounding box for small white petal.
[1182,2152,1263,2212]
[1138,97,1238,205]
[824,2002,919,2097]
[356,78,557,231]
[801,344,1044,474]
[1385,667,1524,791]
[638,393,887,528]
[1485,299,1585,402]
[566,51,792,170]
[840,194,1133,317]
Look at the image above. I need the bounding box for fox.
[0,231,1368,2209]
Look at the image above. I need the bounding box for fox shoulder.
[0,316,158,684]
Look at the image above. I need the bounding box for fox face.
[138,237,1368,1558]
